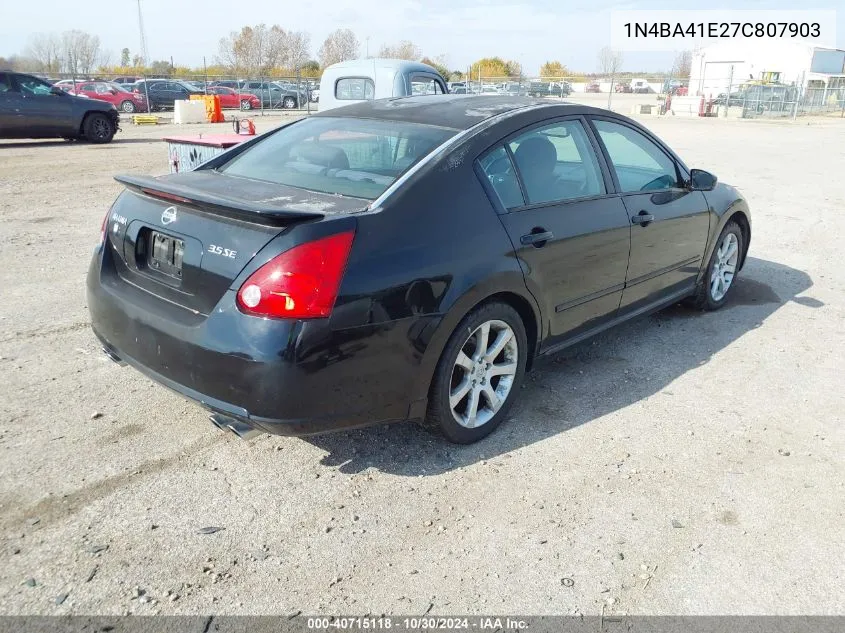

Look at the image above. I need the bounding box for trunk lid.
[105,171,368,316]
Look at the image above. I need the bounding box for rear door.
[589,117,710,312]
[479,116,632,347]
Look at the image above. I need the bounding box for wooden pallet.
[131,114,160,125]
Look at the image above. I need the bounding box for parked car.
[586,81,601,93]
[209,80,243,90]
[112,76,142,85]
[631,79,651,94]
[133,79,203,110]
[70,81,148,113]
[529,82,571,98]
[87,95,750,444]
[205,86,260,110]
[240,81,301,109]
[319,58,447,111]
[713,83,797,113]
[0,71,119,143]
[615,83,633,93]
[662,79,689,96]
[53,78,88,92]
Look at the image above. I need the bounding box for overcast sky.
[1,0,842,73]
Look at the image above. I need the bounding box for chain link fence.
[690,74,845,119]
[49,70,845,119]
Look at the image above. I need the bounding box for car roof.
[315,94,582,130]
[326,58,440,74]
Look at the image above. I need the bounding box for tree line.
[1,27,691,81]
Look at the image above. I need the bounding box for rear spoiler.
[115,174,325,226]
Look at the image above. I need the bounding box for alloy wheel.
[710,232,739,301]
[449,320,518,429]
[92,117,111,140]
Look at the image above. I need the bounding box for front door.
[590,118,710,312]
[479,117,632,348]
[15,74,75,136]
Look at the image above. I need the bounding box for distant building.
[689,41,845,102]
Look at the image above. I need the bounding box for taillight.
[236,231,355,319]
[100,208,111,244]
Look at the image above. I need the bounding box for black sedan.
[133,79,203,110]
[87,95,751,444]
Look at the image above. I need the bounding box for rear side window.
[220,116,454,200]
[508,119,604,205]
[0,74,9,93]
[335,78,374,101]
[592,120,679,192]
[478,147,524,209]
[410,75,444,95]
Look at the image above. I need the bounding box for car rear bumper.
[86,248,414,437]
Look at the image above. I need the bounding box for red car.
[586,82,601,93]
[71,81,148,113]
[206,86,261,111]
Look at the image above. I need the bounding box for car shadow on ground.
[303,256,820,475]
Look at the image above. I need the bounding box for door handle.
[520,230,554,246]
[632,211,655,226]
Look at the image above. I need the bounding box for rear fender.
[407,269,541,415]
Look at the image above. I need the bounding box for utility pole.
[365,37,370,58]
[136,0,149,66]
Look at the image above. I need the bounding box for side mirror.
[689,168,717,191]
[49,86,65,96]
[108,88,117,94]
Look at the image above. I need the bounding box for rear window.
[335,78,374,101]
[219,117,455,200]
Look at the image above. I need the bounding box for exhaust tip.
[209,413,261,440]
[102,346,127,366]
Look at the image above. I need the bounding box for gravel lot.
[0,110,843,616]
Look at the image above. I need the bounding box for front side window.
[17,75,54,96]
[220,116,454,199]
[0,74,10,93]
[335,78,374,101]
[592,120,679,192]
[508,119,604,205]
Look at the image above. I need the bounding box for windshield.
[220,117,456,200]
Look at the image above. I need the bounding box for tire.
[282,96,296,109]
[82,113,116,144]
[120,100,136,113]
[423,302,528,444]
[240,99,252,111]
[688,220,743,310]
